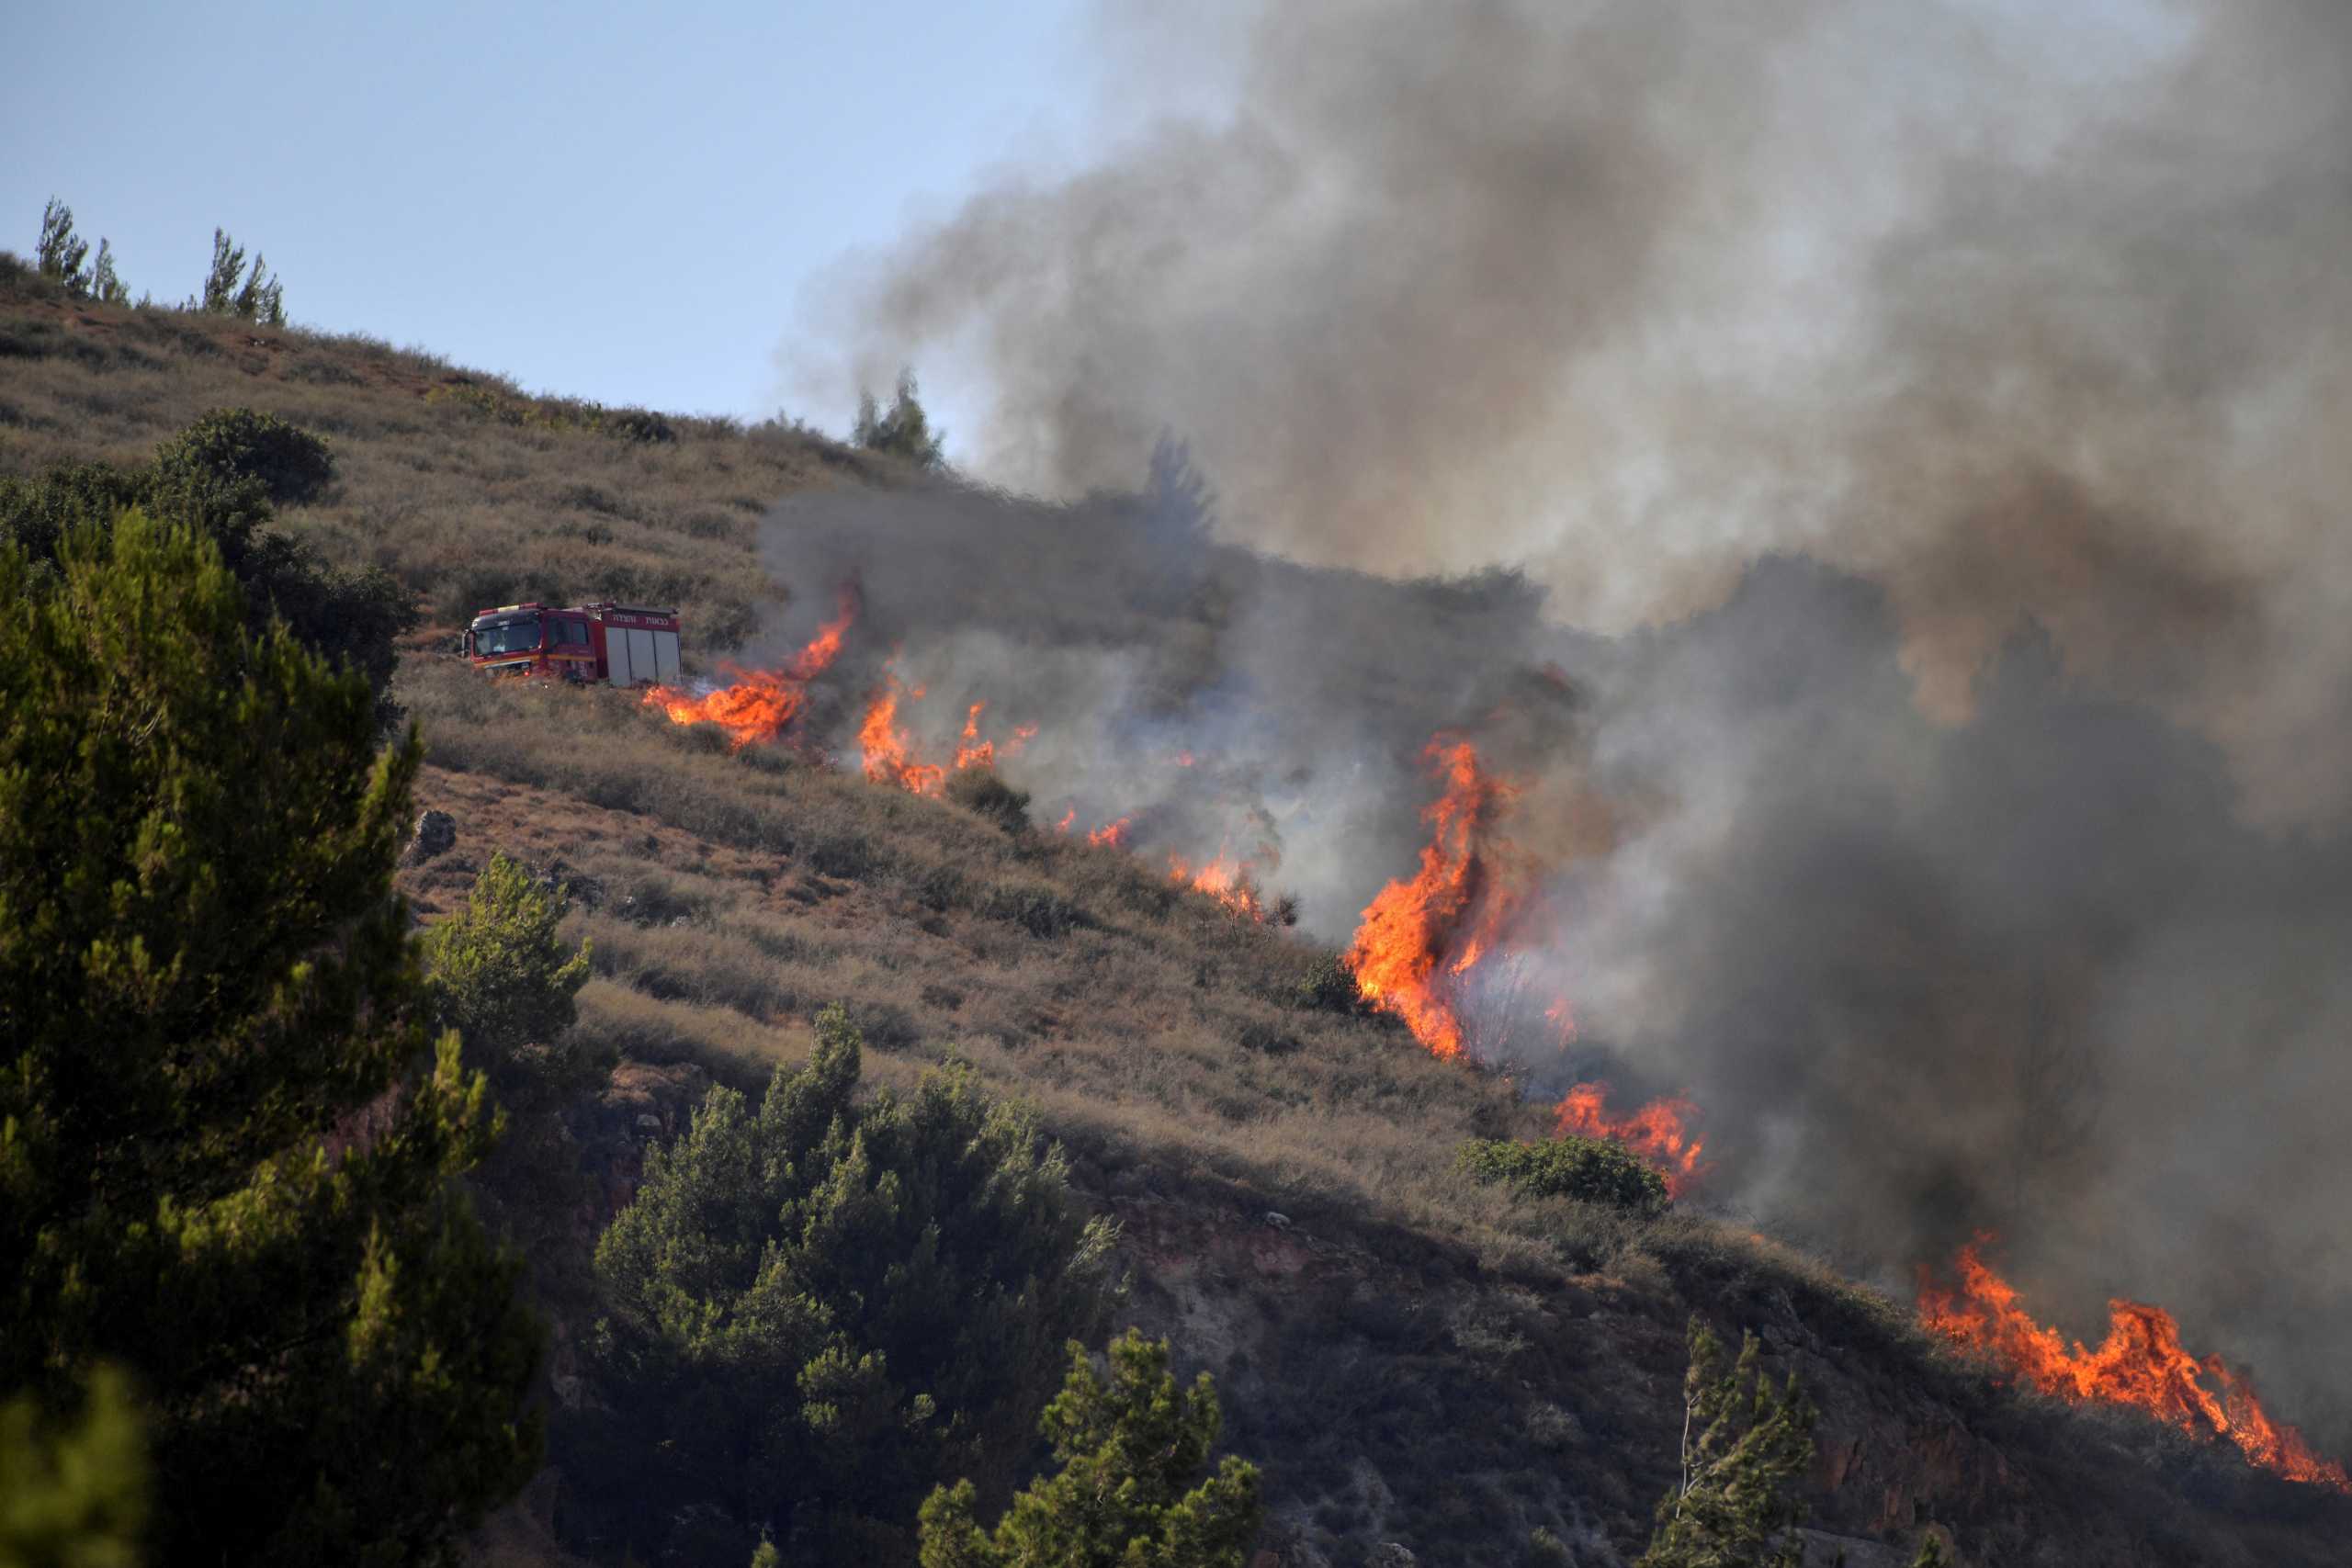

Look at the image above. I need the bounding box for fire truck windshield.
[471,615,542,656]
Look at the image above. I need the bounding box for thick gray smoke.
[772,0,2352,1446]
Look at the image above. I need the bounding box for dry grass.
[0,256,911,664]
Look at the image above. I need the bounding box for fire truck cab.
[464,602,682,685]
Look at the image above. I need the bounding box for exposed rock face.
[403,807,457,865]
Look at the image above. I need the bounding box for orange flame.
[1341,738,1519,1060]
[1919,1241,2350,1492]
[1169,849,1267,920]
[859,672,946,795]
[1055,807,1077,833]
[644,593,854,750]
[861,678,1032,795]
[1087,816,1133,849]
[1554,1082,1707,1198]
[954,701,992,769]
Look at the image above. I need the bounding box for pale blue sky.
[3,0,1112,442]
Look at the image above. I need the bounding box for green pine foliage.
[1910,1533,1951,1567]
[34,200,90,297]
[422,851,598,1112]
[573,1005,1117,1563]
[0,1367,146,1568]
[915,1328,1264,1568]
[0,410,413,720]
[854,367,947,468]
[88,239,129,307]
[1635,1318,1818,1568]
[0,513,542,1565]
[1455,1135,1670,1214]
[198,228,283,324]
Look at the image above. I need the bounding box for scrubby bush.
[917,1328,1262,1568]
[982,881,1088,939]
[153,407,333,506]
[1293,952,1365,1014]
[1455,1135,1669,1215]
[572,1006,1116,1563]
[947,765,1032,834]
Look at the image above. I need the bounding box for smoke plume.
[769,0,2352,1446]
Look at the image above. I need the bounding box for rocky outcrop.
[402,807,457,865]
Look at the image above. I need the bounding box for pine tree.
[422,851,596,1112]
[34,199,90,297]
[0,1368,146,1568]
[0,513,541,1566]
[577,1006,1115,1562]
[198,228,243,312]
[198,228,283,321]
[89,238,130,307]
[1909,1533,1952,1567]
[1635,1317,1818,1568]
[916,1329,1263,1568]
[853,367,947,468]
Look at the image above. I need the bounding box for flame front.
[643,593,855,750]
[1342,738,1519,1059]
[1918,1241,2351,1492]
[1087,816,1132,849]
[1554,1082,1707,1198]
[859,672,947,795]
[1169,848,1267,920]
[861,677,1031,795]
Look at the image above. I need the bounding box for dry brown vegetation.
[0,252,905,659]
[10,251,2344,1567]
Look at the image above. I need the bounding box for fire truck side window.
[566,621,592,646]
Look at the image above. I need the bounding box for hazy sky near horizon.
[2,0,1129,447]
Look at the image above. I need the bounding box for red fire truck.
[464,602,683,685]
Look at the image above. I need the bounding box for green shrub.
[946,765,1032,834]
[917,1328,1263,1568]
[154,408,334,507]
[422,851,601,1113]
[1455,1135,1669,1215]
[1293,952,1365,1014]
[574,1005,1116,1562]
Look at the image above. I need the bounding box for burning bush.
[1455,1135,1669,1215]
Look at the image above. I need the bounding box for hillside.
[6,258,2346,1568]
